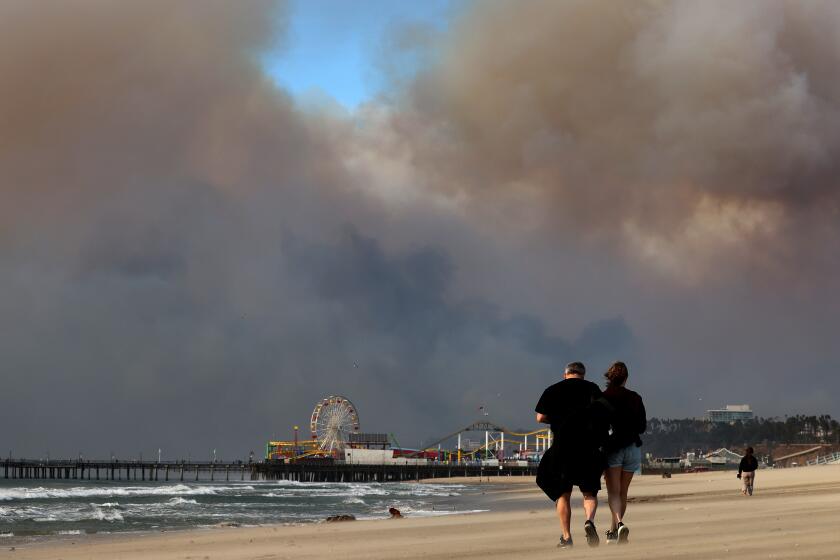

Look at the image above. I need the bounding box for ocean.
[0,479,483,539]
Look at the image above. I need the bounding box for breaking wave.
[0,480,481,536]
[91,504,124,522]
[0,484,254,501]
[167,497,198,506]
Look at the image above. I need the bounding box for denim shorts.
[606,443,642,473]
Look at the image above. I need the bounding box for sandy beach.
[3,464,840,559]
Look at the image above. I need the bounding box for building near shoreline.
[706,404,754,423]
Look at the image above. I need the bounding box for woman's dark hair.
[604,361,629,388]
[745,447,754,455]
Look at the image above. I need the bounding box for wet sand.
[3,464,840,559]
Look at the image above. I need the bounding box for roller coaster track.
[290,450,328,461]
[405,420,550,457]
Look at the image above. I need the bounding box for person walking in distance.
[535,362,612,549]
[738,447,758,496]
[602,361,646,545]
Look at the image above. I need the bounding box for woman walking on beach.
[602,362,646,545]
[738,447,758,496]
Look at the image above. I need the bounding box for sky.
[263,0,456,108]
[1,0,840,461]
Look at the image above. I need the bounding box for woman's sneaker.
[557,536,573,549]
[584,520,600,547]
[617,521,630,544]
[605,529,618,544]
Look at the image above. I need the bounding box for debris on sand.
[325,514,356,522]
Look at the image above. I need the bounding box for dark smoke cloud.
[379,0,840,428]
[1,0,839,459]
[0,0,630,458]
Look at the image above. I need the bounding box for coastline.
[4,465,840,559]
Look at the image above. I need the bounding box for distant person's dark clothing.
[535,378,609,500]
[738,455,758,475]
[739,455,758,496]
[602,386,647,452]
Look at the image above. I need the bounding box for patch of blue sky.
[262,0,458,109]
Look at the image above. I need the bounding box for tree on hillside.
[642,415,840,457]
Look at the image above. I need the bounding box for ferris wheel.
[310,395,360,453]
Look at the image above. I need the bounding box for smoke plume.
[1,0,839,458]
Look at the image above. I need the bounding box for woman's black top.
[739,455,758,475]
[602,385,646,452]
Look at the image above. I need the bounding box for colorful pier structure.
[264,394,551,477]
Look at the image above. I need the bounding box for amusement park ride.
[265,395,552,464]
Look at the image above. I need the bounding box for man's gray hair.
[564,362,586,376]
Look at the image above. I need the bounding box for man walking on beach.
[535,362,611,549]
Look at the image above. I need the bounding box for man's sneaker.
[605,529,618,544]
[617,522,630,544]
[584,520,600,547]
[557,536,573,549]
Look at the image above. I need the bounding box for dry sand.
[4,465,840,559]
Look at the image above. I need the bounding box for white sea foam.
[342,497,365,504]
[0,532,13,538]
[317,490,388,498]
[264,486,390,499]
[0,484,255,501]
[167,497,198,506]
[398,508,488,518]
[57,529,83,535]
[272,480,307,487]
[91,505,124,522]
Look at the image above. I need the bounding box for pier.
[2,459,537,483]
